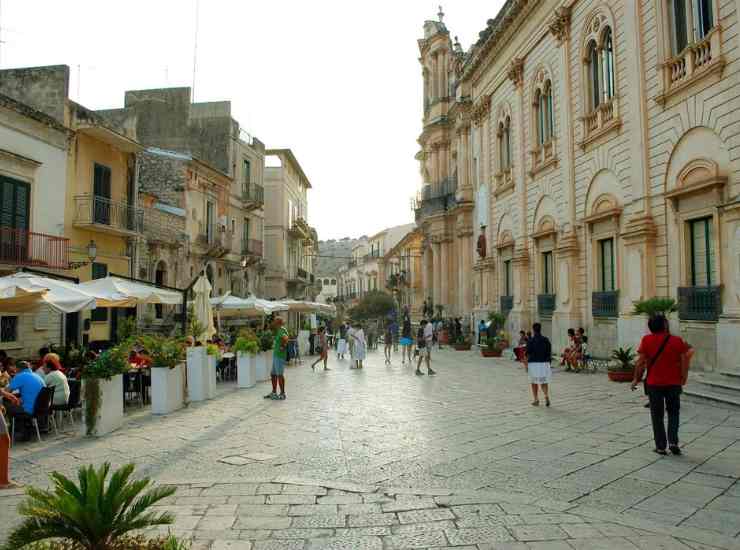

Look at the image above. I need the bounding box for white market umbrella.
[0,273,98,313]
[193,275,216,341]
[78,276,182,307]
[211,294,271,318]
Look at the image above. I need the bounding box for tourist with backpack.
[523,323,552,406]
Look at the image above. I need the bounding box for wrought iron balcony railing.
[74,195,143,235]
[242,183,264,207]
[537,293,556,317]
[0,227,69,269]
[592,290,619,318]
[415,176,458,220]
[678,286,722,321]
[241,239,263,257]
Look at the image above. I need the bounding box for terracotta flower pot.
[608,370,634,382]
[481,348,502,358]
[439,330,449,344]
[453,343,471,351]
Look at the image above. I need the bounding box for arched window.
[545,83,554,141]
[669,0,713,54]
[331,279,336,285]
[587,40,601,110]
[536,81,554,144]
[536,90,546,145]
[601,28,615,100]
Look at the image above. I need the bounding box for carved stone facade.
[415,0,740,372]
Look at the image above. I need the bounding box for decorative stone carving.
[548,6,571,44]
[477,232,487,258]
[507,58,524,88]
[472,95,492,125]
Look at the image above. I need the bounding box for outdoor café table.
[221,352,235,381]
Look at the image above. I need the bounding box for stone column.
[421,246,428,303]
[461,233,473,314]
[432,240,442,307]
[551,231,580,352]
[440,240,449,310]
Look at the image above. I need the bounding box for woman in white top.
[42,363,70,406]
[351,323,367,369]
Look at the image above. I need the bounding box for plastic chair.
[9,386,58,443]
[51,379,81,427]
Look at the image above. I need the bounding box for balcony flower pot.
[186,346,210,402]
[151,363,185,415]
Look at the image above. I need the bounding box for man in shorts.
[416,319,436,376]
[265,318,289,400]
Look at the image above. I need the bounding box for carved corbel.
[548,7,571,44]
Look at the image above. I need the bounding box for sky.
[0,0,503,240]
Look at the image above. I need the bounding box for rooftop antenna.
[192,0,200,102]
[437,5,444,23]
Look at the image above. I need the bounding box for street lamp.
[69,239,98,269]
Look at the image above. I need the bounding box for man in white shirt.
[416,319,437,376]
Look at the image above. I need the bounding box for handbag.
[644,333,671,394]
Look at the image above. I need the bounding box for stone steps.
[684,371,740,408]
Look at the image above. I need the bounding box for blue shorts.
[271,354,286,376]
[400,337,413,346]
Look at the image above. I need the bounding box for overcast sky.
[1,0,502,240]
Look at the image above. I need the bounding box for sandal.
[531,400,540,406]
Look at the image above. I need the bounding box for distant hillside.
[316,237,364,277]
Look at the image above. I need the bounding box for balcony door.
[93,163,112,225]
[0,175,30,264]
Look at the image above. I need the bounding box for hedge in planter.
[140,336,186,414]
[234,334,259,388]
[81,344,130,437]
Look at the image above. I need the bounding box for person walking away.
[352,323,367,369]
[416,319,436,376]
[390,318,399,353]
[384,322,393,365]
[523,323,552,406]
[265,318,289,400]
[311,327,329,371]
[400,317,413,365]
[631,314,690,455]
[337,322,348,359]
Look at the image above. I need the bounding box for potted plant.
[256,330,274,382]
[633,297,677,317]
[205,343,220,398]
[3,462,186,550]
[481,335,505,358]
[234,331,259,389]
[608,347,636,382]
[141,335,186,415]
[453,333,472,351]
[81,343,130,437]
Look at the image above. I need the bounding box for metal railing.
[415,176,458,220]
[500,295,513,317]
[242,183,264,206]
[592,290,619,318]
[0,227,69,269]
[74,195,143,233]
[288,265,309,282]
[537,293,556,317]
[241,239,263,257]
[678,286,721,321]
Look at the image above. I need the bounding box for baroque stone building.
[415,1,740,373]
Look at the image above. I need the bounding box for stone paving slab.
[2,348,740,549]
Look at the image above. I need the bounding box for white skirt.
[528,362,552,384]
[337,339,347,354]
[353,342,367,361]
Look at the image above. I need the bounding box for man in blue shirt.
[5,360,45,415]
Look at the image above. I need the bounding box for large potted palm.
[481,335,506,358]
[453,333,472,351]
[143,335,186,415]
[235,331,259,389]
[81,343,130,437]
[608,347,636,382]
[2,462,183,550]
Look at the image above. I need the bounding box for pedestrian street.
[2,347,740,549]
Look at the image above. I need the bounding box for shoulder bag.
[643,334,671,394]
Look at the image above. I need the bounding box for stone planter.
[481,348,503,358]
[81,374,124,437]
[187,347,209,402]
[207,355,217,398]
[298,330,310,355]
[608,369,634,382]
[151,364,185,415]
[255,351,269,382]
[237,352,257,388]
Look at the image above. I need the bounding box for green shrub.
[138,335,185,369]
[259,330,274,352]
[234,335,259,355]
[633,297,677,317]
[3,463,176,550]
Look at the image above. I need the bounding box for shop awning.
[78,276,182,307]
[210,294,289,317]
[0,273,98,313]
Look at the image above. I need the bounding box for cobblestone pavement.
[2,348,740,549]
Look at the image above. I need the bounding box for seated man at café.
[1,360,45,439]
[41,358,70,407]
